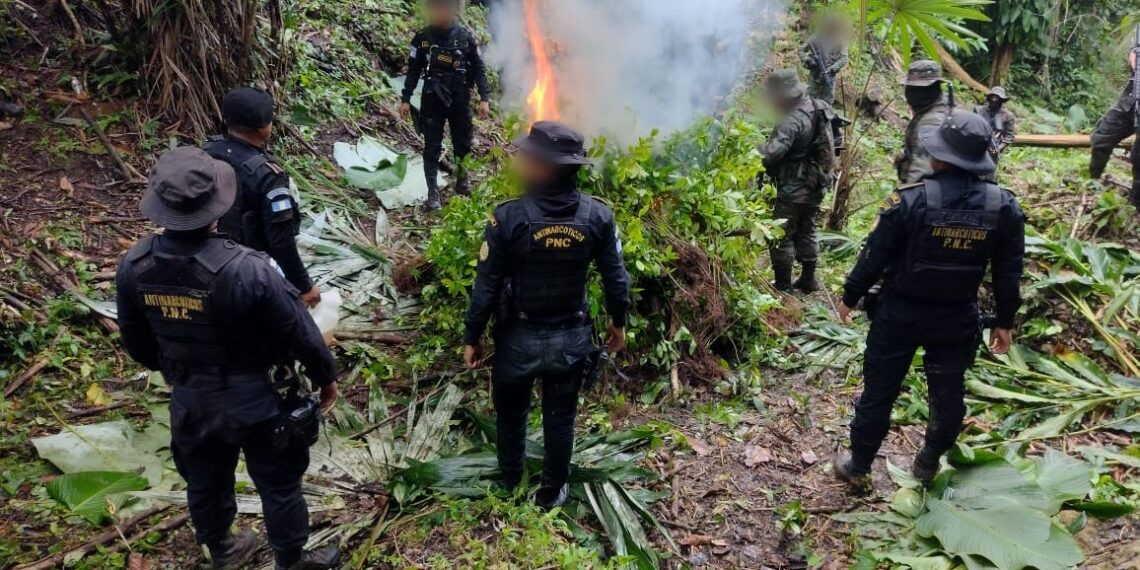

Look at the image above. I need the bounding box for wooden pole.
[1011,134,1135,149]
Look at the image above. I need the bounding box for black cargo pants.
[492,323,593,488]
[848,294,981,473]
[168,375,310,563]
[421,91,474,192]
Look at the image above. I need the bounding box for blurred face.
[427,3,455,27]
[513,152,560,186]
[987,95,1002,105]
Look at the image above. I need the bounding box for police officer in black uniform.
[463,122,631,509]
[834,111,1025,488]
[116,147,341,570]
[203,87,321,309]
[400,0,492,210]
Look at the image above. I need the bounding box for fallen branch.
[57,0,85,46]
[1013,134,1135,149]
[932,42,988,96]
[3,356,50,398]
[77,105,145,183]
[349,385,447,440]
[332,331,411,344]
[66,401,129,419]
[12,506,178,570]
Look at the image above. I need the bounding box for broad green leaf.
[47,471,148,524]
[944,462,1052,512]
[1031,448,1092,512]
[1078,445,1140,469]
[891,488,926,518]
[883,553,954,570]
[1017,402,1096,441]
[965,380,1054,405]
[916,498,1084,570]
[1067,500,1136,519]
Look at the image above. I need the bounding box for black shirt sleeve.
[402,32,426,104]
[594,208,632,327]
[842,191,909,307]
[463,216,508,345]
[259,171,313,293]
[246,256,338,386]
[468,33,492,101]
[991,194,1025,329]
[115,258,161,371]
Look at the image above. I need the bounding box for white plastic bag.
[308,290,343,343]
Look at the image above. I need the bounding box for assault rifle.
[1132,24,1140,129]
[805,39,835,95]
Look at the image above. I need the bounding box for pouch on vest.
[892,179,1001,302]
[511,197,594,321]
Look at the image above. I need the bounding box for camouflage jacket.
[895,97,950,184]
[759,96,830,205]
[974,105,1017,157]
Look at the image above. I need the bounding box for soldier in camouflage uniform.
[974,86,1016,181]
[799,13,850,104]
[758,69,837,293]
[895,60,951,184]
[1089,53,1139,209]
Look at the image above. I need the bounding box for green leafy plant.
[46,471,148,525]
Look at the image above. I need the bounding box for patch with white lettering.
[528,222,589,252]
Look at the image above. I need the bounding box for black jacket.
[401,24,492,104]
[464,192,631,345]
[843,170,1026,328]
[116,233,336,386]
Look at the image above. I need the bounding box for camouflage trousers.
[770,200,820,270]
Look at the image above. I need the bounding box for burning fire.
[522,0,560,126]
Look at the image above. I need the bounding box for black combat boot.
[454,176,471,197]
[209,529,262,570]
[535,482,569,511]
[833,452,873,495]
[275,546,342,570]
[794,262,821,293]
[425,185,442,211]
[773,265,794,292]
[912,447,942,486]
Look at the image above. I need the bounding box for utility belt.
[495,277,589,329]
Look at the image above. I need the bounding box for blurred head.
[819,11,849,39]
[222,87,275,145]
[514,153,580,187]
[919,110,996,178]
[140,147,237,232]
[512,121,590,189]
[426,0,458,28]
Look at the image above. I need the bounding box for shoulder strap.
[126,235,157,262]
[240,154,269,176]
[923,178,943,212]
[194,238,249,276]
[983,183,1001,213]
[573,196,593,225]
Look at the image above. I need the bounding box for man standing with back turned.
[400,0,493,210]
[203,87,321,308]
[463,122,631,509]
[116,147,341,570]
[835,111,1025,488]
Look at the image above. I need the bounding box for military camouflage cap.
[987,86,1012,101]
[765,69,806,99]
[901,59,944,87]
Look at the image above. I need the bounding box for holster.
[495,278,515,324]
[580,347,607,392]
[859,285,882,321]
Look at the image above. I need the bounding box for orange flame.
[523,0,559,126]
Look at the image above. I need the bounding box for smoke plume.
[487,0,786,144]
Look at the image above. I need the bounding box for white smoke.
[487,0,786,145]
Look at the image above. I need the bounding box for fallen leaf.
[743,445,773,467]
[0,121,13,131]
[127,553,152,570]
[688,436,712,457]
[801,450,818,466]
[85,383,112,407]
[679,534,718,547]
[59,176,74,193]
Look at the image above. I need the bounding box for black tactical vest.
[509,197,595,322]
[890,179,1002,302]
[127,236,263,371]
[423,27,470,84]
[203,136,299,249]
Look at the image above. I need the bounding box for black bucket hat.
[902,59,944,87]
[140,147,237,231]
[514,121,591,165]
[920,110,997,177]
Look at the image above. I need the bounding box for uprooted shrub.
[418,117,787,383]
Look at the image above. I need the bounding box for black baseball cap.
[221,87,275,130]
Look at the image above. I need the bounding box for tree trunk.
[989,43,1015,87]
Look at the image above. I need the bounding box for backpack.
[801,99,837,193]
